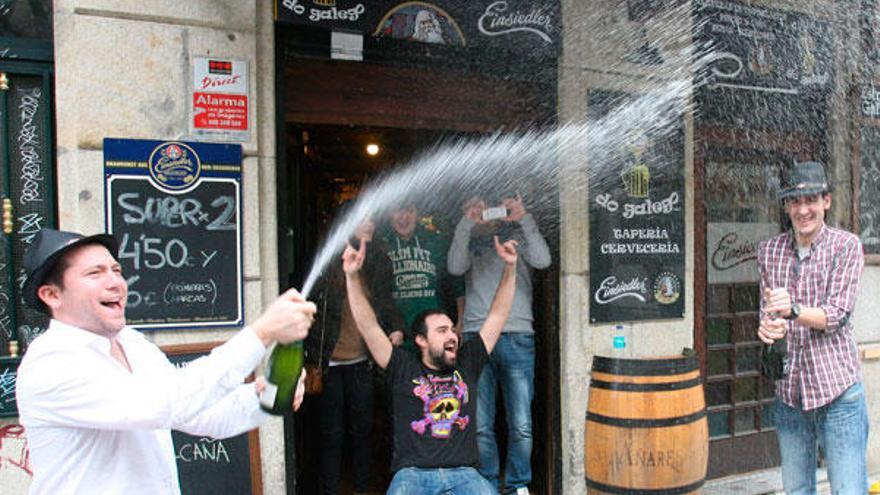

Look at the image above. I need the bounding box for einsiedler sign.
[588,90,685,323]
[706,223,779,284]
[275,0,561,58]
[104,138,244,329]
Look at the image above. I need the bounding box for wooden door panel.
[695,125,818,479]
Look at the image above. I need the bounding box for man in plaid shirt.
[757,161,867,494]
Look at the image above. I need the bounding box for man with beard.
[342,234,517,495]
[411,9,446,44]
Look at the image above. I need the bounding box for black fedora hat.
[777,161,832,200]
[22,229,119,313]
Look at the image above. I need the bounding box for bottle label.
[259,382,278,409]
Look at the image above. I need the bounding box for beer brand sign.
[275,0,561,58]
[191,57,249,142]
[477,1,554,43]
[588,90,686,323]
[707,223,778,284]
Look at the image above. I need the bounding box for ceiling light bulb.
[366,143,380,156]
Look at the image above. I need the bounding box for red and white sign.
[193,92,247,130]
[192,57,249,140]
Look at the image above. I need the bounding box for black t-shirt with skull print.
[386,336,488,472]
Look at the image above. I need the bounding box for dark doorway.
[276,50,560,493]
[284,123,454,495]
[0,0,56,357]
[0,60,57,356]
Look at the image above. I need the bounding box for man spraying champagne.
[16,228,316,495]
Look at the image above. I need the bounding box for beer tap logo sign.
[621,129,651,198]
[148,142,201,192]
[588,89,685,323]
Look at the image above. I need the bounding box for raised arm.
[18,294,315,432]
[366,241,405,338]
[478,237,518,353]
[343,241,393,368]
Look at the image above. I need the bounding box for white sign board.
[707,223,779,284]
[191,57,249,142]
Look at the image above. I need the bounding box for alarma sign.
[192,57,249,141]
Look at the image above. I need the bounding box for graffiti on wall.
[0,423,32,492]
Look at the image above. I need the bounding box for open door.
[276,52,560,493]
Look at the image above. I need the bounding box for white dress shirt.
[16,319,269,495]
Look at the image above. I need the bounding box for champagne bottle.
[259,340,304,415]
[764,336,788,380]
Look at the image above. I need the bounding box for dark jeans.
[318,360,374,494]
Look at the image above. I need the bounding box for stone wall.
[1,1,287,494]
[557,0,879,492]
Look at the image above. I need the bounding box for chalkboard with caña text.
[104,139,243,329]
[163,343,260,495]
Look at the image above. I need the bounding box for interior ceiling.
[291,123,461,175]
[284,59,548,131]
[282,58,553,177]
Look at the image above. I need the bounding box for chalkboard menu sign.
[0,357,19,418]
[859,126,880,254]
[104,139,243,330]
[163,343,261,495]
[693,0,834,95]
[588,90,685,323]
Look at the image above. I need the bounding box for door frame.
[274,52,561,493]
[0,59,57,355]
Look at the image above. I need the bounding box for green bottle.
[762,337,788,381]
[259,340,304,415]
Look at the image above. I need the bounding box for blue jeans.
[387,467,495,495]
[775,382,869,495]
[466,332,535,493]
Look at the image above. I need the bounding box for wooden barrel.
[584,355,708,494]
